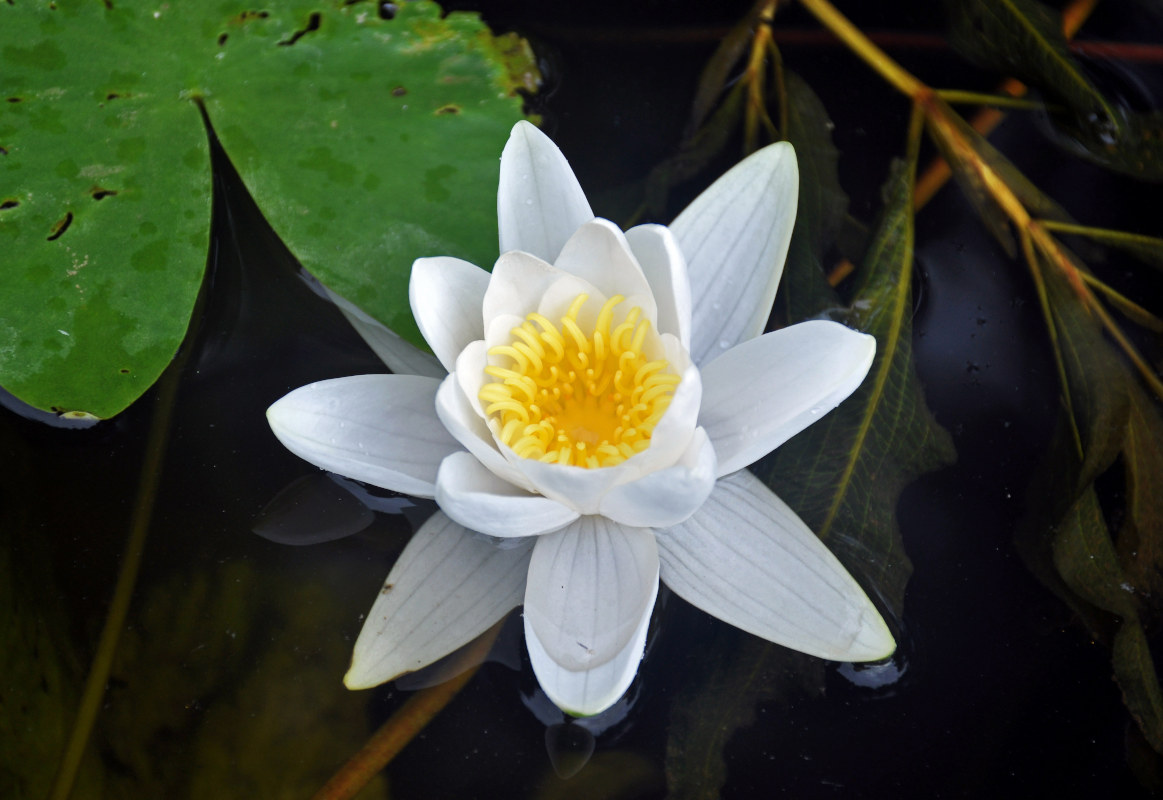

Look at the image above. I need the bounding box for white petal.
[657,470,895,662]
[514,458,637,516]
[345,512,533,688]
[454,339,490,418]
[599,427,716,528]
[669,141,799,366]
[267,374,458,498]
[625,224,692,349]
[534,273,610,330]
[699,321,876,476]
[498,120,594,263]
[616,348,700,479]
[324,287,444,378]
[409,257,491,373]
[481,250,569,325]
[435,374,536,492]
[436,451,579,537]
[524,518,659,715]
[553,220,657,324]
[525,582,655,717]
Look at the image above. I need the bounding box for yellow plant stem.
[311,620,505,800]
[796,0,924,98]
[744,0,781,152]
[1076,271,1163,333]
[802,0,1163,405]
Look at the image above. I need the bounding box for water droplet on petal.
[718,339,730,350]
[525,198,533,206]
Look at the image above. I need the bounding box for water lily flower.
[267,121,894,716]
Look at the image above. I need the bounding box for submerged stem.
[311,620,505,800]
[48,361,182,800]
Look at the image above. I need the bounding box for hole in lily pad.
[378,2,398,20]
[7,97,22,103]
[279,12,321,46]
[46,212,73,241]
[217,32,228,46]
[90,186,118,200]
[0,199,17,210]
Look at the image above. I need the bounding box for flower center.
[478,293,680,469]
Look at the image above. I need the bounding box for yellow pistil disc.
[479,293,681,469]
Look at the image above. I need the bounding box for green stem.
[936,89,1050,111]
[1040,219,1163,255]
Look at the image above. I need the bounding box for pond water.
[4,0,1163,798]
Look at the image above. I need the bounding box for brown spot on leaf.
[434,104,460,115]
[47,212,73,241]
[391,86,407,97]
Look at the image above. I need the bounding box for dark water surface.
[5,1,1163,798]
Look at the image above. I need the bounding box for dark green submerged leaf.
[0,0,532,418]
[1018,259,1163,755]
[943,0,1163,181]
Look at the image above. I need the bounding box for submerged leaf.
[665,627,820,799]
[760,156,955,612]
[780,70,849,321]
[100,559,389,798]
[1,0,532,418]
[1019,258,1163,755]
[942,0,1163,181]
[942,0,1113,122]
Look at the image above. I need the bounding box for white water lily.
[267,121,894,716]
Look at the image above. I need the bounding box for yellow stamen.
[479,293,680,468]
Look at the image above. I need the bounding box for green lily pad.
[1,0,533,418]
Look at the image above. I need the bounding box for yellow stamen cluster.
[479,293,680,468]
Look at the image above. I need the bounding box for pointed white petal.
[435,374,537,492]
[625,224,692,349]
[599,428,716,528]
[324,287,444,378]
[345,512,533,688]
[524,518,659,715]
[670,141,799,365]
[657,470,895,661]
[409,257,491,373]
[699,321,876,476]
[553,220,657,324]
[498,120,594,263]
[267,374,458,498]
[436,451,579,537]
